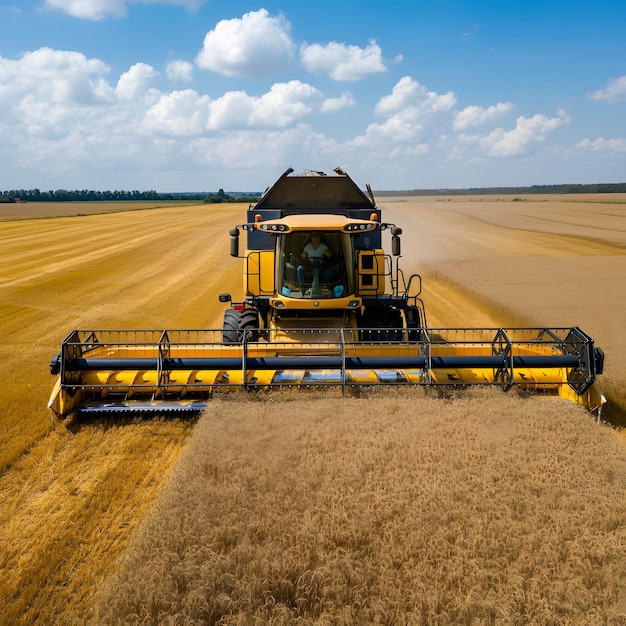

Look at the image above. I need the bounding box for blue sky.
[1,0,625,191]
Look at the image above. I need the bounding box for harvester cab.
[48,167,606,421]
[222,167,425,343]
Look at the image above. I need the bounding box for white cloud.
[141,80,326,136]
[471,112,568,157]
[44,0,128,20]
[115,62,159,100]
[205,91,254,130]
[320,92,356,113]
[44,0,207,20]
[453,102,513,130]
[0,53,161,181]
[355,110,425,146]
[183,125,334,173]
[588,76,626,103]
[300,39,386,81]
[573,137,626,153]
[375,76,456,117]
[346,77,455,155]
[206,81,322,130]
[249,81,322,127]
[165,60,193,82]
[0,48,111,105]
[195,9,295,77]
[144,89,210,136]
[3,35,613,191]
[0,48,164,173]
[375,76,419,116]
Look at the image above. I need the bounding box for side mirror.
[229,228,239,257]
[392,234,401,256]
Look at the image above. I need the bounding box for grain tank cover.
[253,167,376,213]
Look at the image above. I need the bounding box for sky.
[1,0,625,192]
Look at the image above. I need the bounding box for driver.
[301,231,331,263]
[297,231,332,287]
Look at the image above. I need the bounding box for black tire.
[239,308,260,342]
[222,309,241,343]
[222,308,260,343]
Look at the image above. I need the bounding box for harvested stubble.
[97,389,626,625]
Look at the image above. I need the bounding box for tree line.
[376,182,626,196]
[0,188,260,204]
[3,182,625,204]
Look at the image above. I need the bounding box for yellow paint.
[49,340,605,417]
[245,250,275,296]
[357,249,386,295]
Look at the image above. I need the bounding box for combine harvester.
[48,168,606,421]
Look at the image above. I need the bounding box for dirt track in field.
[1,196,625,623]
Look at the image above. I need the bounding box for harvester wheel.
[223,308,260,343]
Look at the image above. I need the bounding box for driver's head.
[311,231,321,242]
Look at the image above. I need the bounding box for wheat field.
[1,195,625,624]
[96,391,626,624]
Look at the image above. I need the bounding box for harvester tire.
[223,308,260,343]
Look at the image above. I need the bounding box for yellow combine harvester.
[48,167,606,420]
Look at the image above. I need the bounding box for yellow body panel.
[357,249,386,295]
[245,250,275,296]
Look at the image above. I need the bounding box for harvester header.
[48,167,606,421]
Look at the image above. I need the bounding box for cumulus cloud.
[195,9,295,77]
[115,62,159,100]
[2,35,606,190]
[453,102,513,130]
[0,48,162,161]
[44,0,206,20]
[346,77,455,155]
[166,60,193,82]
[44,0,128,20]
[375,76,456,118]
[300,40,386,81]
[320,92,356,113]
[0,48,111,107]
[248,81,322,127]
[573,137,626,153]
[206,81,322,130]
[144,89,210,135]
[588,75,626,102]
[469,112,568,157]
[0,47,171,181]
[183,124,334,173]
[141,80,328,136]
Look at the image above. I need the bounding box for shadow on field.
[64,411,201,434]
[602,398,626,429]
